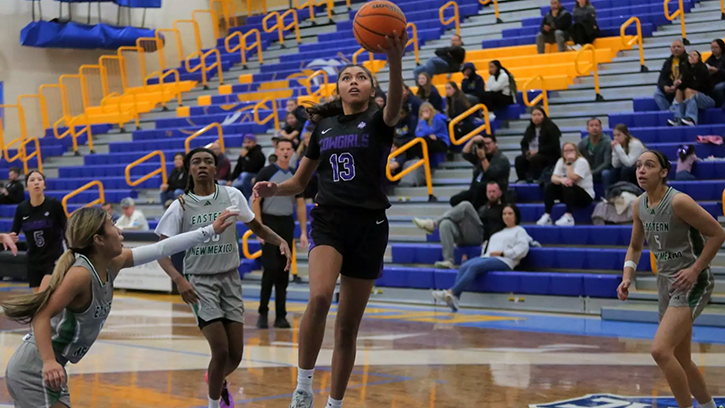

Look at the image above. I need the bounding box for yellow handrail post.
[242,230,262,259]
[439,1,460,37]
[522,76,549,116]
[406,23,420,66]
[185,123,225,153]
[620,17,649,73]
[61,180,105,217]
[352,47,375,70]
[386,138,436,202]
[721,0,725,20]
[480,0,502,23]
[280,9,302,45]
[125,150,167,188]
[664,0,689,45]
[448,104,491,145]
[253,98,281,132]
[225,29,263,69]
[20,137,43,175]
[263,12,284,45]
[303,70,330,103]
[575,44,605,102]
[18,94,50,131]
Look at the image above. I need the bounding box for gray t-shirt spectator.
[577,134,612,178]
[255,164,302,216]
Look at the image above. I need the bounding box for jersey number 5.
[329,153,355,182]
[654,234,662,250]
[33,231,45,248]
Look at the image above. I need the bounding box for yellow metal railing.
[253,98,281,132]
[721,0,725,20]
[575,44,604,102]
[225,29,264,69]
[262,9,301,48]
[480,0,502,23]
[621,17,648,73]
[664,0,689,45]
[448,104,491,145]
[62,180,105,217]
[522,76,548,116]
[650,251,658,274]
[386,138,436,202]
[294,0,333,24]
[53,115,94,155]
[144,69,183,109]
[304,70,330,102]
[440,1,460,37]
[19,138,43,174]
[185,48,223,89]
[185,122,225,153]
[406,23,420,66]
[125,150,167,187]
[18,94,50,132]
[242,230,262,259]
[245,0,267,16]
[352,48,375,66]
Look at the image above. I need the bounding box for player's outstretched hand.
[253,181,278,200]
[43,359,66,392]
[279,240,293,271]
[212,209,239,234]
[2,233,18,256]
[378,29,408,64]
[616,279,630,301]
[174,276,200,304]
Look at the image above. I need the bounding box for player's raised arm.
[380,30,408,127]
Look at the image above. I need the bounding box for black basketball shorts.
[27,262,55,288]
[308,205,389,280]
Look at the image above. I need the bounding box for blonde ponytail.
[1,207,108,324]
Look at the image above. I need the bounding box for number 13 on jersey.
[330,153,356,182]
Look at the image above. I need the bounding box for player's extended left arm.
[382,31,408,127]
[673,194,725,273]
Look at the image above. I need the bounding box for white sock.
[327,396,343,408]
[296,367,314,394]
[208,397,220,408]
[701,400,717,408]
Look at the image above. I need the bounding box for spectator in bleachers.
[654,40,687,111]
[209,142,231,184]
[453,135,511,208]
[706,39,725,106]
[412,180,505,269]
[230,134,266,199]
[461,62,485,104]
[410,102,450,157]
[160,152,188,208]
[0,168,24,205]
[102,202,120,222]
[676,144,699,180]
[577,117,612,192]
[570,0,599,49]
[402,84,422,119]
[514,106,562,183]
[286,98,308,124]
[276,112,303,148]
[415,72,443,111]
[432,204,531,312]
[537,142,595,226]
[479,61,515,120]
[610,124,646,185]
[413,35,466,82]
[375,94,386,109]
[115,197,149,231]
[666,51,715,127]
[536,0,572,54]
[394,106,416,146]
[446,82,476,140]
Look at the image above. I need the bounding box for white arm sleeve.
[131,224,215,266]
[226,186,255,223]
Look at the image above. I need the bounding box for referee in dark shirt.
[252,139,308,329]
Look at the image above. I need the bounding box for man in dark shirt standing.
[0,168,25,205]
[412,181,505,269]
[252,139,308,329]
[413,35,466,82]
[451,134,510,209]
[230,134,266,199]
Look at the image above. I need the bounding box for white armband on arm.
[131,224,215,266]
[624,260,637,271]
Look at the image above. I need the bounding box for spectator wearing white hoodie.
[479,60,514,120]
[610,124,647,186]
[432,204,531,312]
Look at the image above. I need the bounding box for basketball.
[353,1,407,53]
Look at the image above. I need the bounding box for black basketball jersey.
[305,107,395,210]
[12,197,67,265]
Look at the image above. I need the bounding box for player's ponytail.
[1,208,108,324]
[306,64,377,122]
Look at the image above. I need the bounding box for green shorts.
[657,269,714,322]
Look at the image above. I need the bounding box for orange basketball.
[353,1,407,53]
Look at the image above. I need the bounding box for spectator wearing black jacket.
[416,72,444,111]
[160,152,188,207]
[285,98,308,124]
[451,134,510,210]
[446,81,475,141]
[402,84,423,119]
[0,168,24,205]
[706,39,725,106]
[666,50,715,126]
[570,0,599,47]
[230,134,266,198]
[654,40,687,111]
[413,35,466,81]
[536,0,572,54]
[514,106,562,183]
[461,62,485,104]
